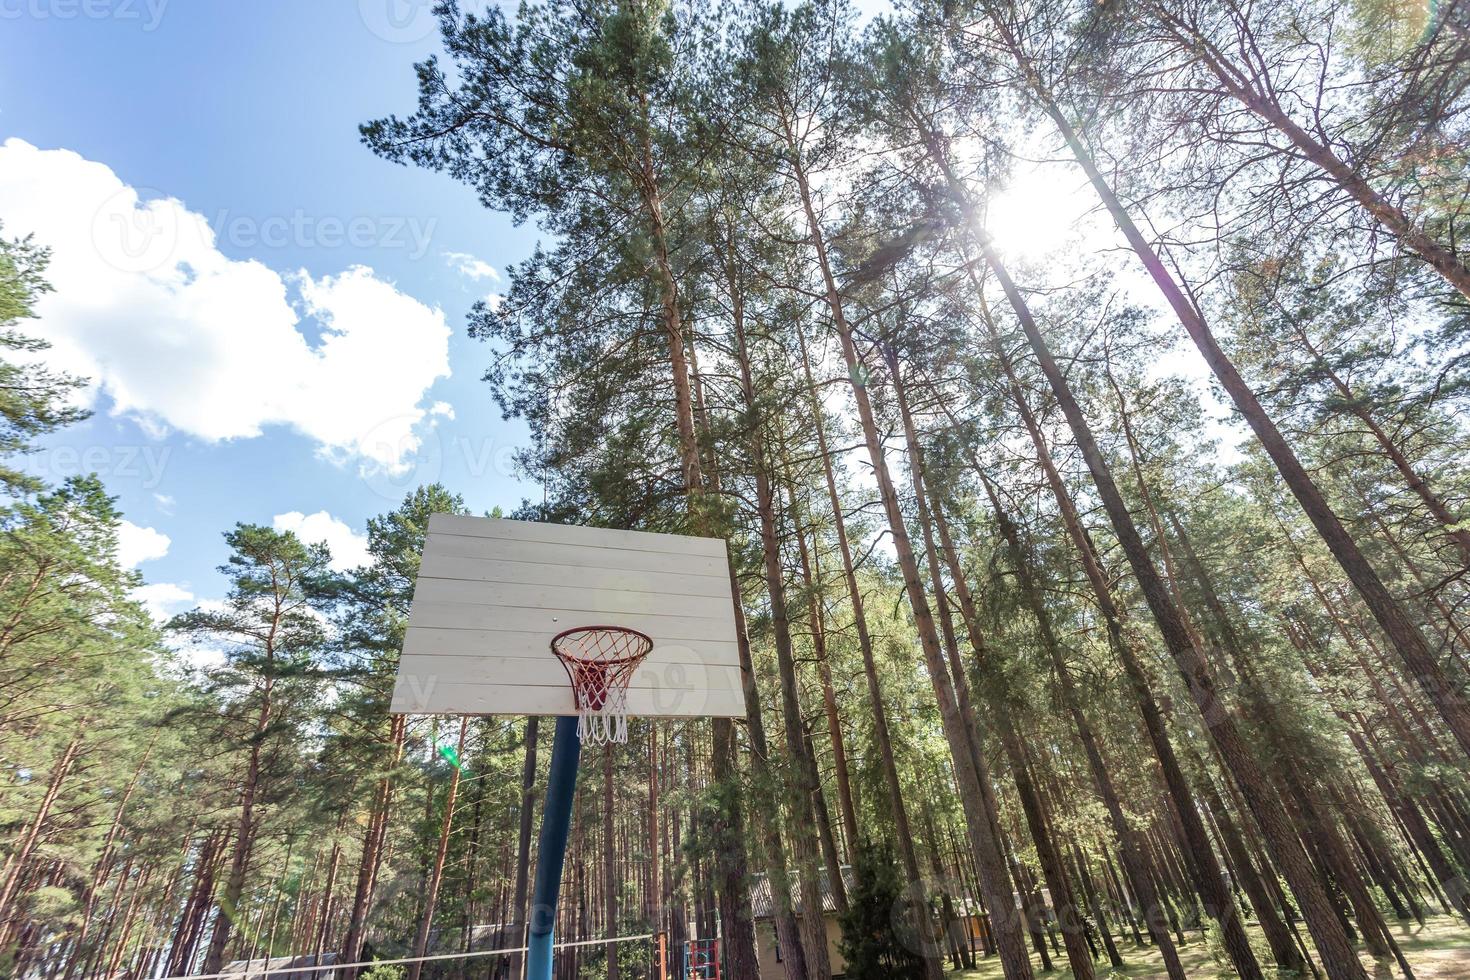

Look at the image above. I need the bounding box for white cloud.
[273,510,371,571]
[117,520,170,568]
[444,250,499,281]
[174,644,228,673]
[131,581,194,622]
[483,292,506,313]
[152,492,176,514]
[0,140,452,469]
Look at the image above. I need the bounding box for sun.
[983,160,1103,261]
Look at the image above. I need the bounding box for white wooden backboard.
[391,514,746,718]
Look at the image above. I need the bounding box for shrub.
[837,841,927,980]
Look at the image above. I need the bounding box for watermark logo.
[359,0,436,43]
[357,415,521,503]
[366,864,429,954]
[358,415,446,502]
[394,670,439,711]
[91,186,186,275]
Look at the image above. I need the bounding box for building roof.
[220,952,339,979]
[749,866,855,919]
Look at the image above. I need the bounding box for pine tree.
[837,842,926,980]
[170,524,339,973]
[0,224,87,496]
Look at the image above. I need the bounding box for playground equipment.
[392,515,744,980]
[684,938,721,980]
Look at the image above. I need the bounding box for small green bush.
[837,841,927,980]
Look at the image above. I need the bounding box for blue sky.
[0,0,542,618]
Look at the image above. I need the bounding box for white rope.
[576,706,629,745]
[154,931,655,980]
[576,685,631,745]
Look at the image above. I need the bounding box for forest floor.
[948,915,1470,979]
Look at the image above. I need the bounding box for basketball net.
[551,626,653,745]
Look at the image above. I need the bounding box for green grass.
[947,915,1470,979]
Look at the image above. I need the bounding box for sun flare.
[984,162,1101,261]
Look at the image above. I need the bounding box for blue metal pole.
[525,715,582,980]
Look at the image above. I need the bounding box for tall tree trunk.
[1103,374,1336,967]
[961,281,1266,978]
[784,476,861,863]
[973,470,1190,980]
[788,151,1034,979]
[639,136,762,980]
[202,696,272,973]
[1162,510,1412,971]
[1194,752,1309,973]
[509,716,540,980]
[791,317,947,980]
[313,837,344,968]
[0,722,87,938]
[171,829,229,976]
[961,212,1365,978]
[69,855,127,979]
[805,727,849,916]
[1006,46,1470,759]
[262,835,295,964]
[921,802,973,971]
[103,864,151,980]
[132,823,193,979]
[1343,712,1470,924]
[1069,842,1124,970]
[62,730,155,980]
[723,546,809,980]
[647,726,659,938]
[694,222,812,980]
[728,262,835,979]
[341,713,407,978]
[457,770,485,980]
[887,349,1094,980]
[407,716,469,980]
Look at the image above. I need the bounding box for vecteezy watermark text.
[211,209,437,258]
[30,444,170,489]
[0,0,167,30]
[90,186,439,275]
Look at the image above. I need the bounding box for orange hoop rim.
[550,625,654,716]
[549,625,654,668]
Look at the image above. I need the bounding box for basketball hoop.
[551,626,653,745]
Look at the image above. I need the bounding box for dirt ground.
[949,914,1470,979]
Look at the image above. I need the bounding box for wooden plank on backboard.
[428,514,729,557]
[409,577,736,622]
[402,626,740,666]
[406,601,735,644]
[389,653,742,693]
[425,533,729,578]
[392,676,747,718]
[418,553,732,597]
